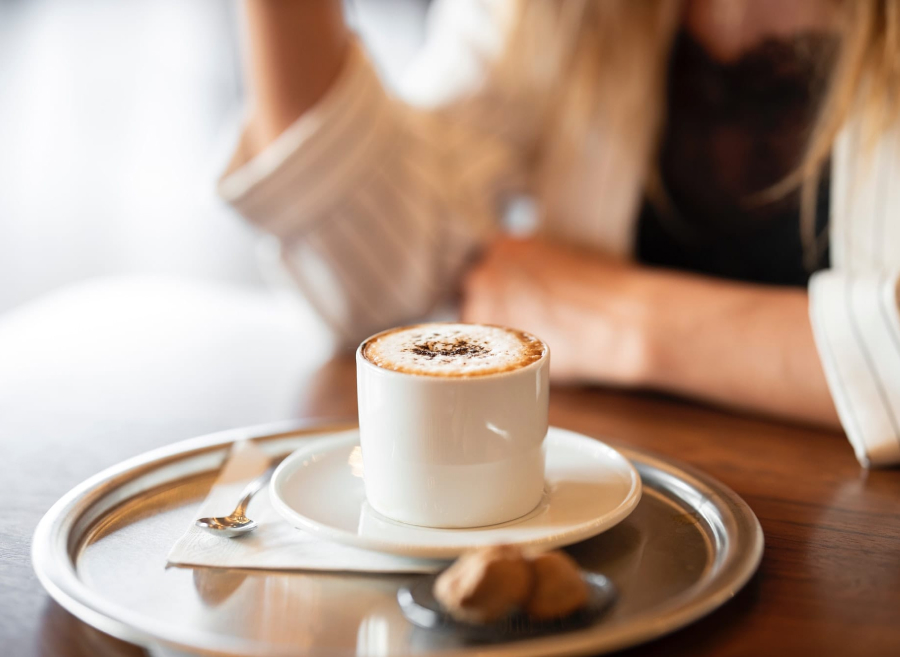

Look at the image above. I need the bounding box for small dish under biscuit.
[398,571,617,641]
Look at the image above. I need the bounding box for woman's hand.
[460,237,655,384]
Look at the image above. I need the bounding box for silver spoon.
[195,465,275,537]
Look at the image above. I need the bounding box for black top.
[636,30,836,287]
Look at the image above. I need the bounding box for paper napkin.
[167,439,442,573]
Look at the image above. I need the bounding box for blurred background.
[0,0,429,314]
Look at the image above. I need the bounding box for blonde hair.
[499,0,900,267]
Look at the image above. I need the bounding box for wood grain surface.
[3,281,899,656]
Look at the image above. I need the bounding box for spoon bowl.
[195,514,259,537]
[194,464,275,538]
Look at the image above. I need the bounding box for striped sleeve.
[809,118,900,467]
[218,43,402,236]
[809,270,900,466]
[218,32,524,347]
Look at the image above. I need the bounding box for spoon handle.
[233,465,276,518]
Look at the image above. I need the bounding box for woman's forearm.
[459,237,841,429]
[242,0,349,153]
[640,272,841,428]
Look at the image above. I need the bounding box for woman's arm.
[241,0,349,155]
[461,237,841,429]
[642,264,841,428]
[221,1,525,347]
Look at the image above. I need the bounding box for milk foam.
[362,323,545,377]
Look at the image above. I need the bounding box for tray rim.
[32,419,764,657]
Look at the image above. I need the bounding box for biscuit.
[524,550,589,620]
[433,544,534,623]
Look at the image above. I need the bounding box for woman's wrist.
[573,263,669,388]
[627,268,678,389]
[629,267,721,392]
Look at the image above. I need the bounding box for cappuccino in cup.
[357,323,550,528]
[362,323,545,377]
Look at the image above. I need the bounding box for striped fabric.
[220,37,518,345]
[808,119,900,466]
[218,0,900,466]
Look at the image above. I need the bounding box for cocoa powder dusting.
[408,338,489,360]
[362,323,547,377]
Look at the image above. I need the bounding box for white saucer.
[270,427,642,559]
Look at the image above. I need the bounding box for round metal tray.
[33,420,763,657]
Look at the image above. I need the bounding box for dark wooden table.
[3,279,899,656]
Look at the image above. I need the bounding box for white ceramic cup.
[356,324,550,528]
